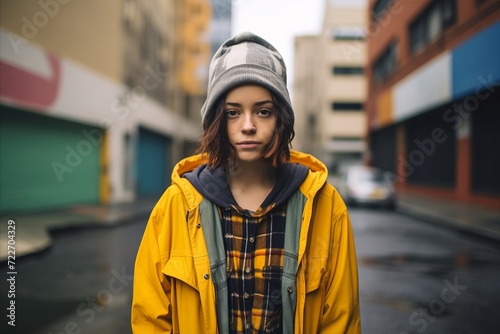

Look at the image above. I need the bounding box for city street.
[354,208,500,334]
[2,207,500,334]
[2,2,499,334]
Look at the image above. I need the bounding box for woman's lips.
[237,141,260,149]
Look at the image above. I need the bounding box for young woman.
[131,32,360,333]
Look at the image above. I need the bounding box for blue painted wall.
[451,22,500,99]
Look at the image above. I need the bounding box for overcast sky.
[231,0,367,96]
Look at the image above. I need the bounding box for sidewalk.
[0,198,157,262]
[396,192,500,243]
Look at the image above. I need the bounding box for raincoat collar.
[171,150,328,207]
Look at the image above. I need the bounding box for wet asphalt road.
[354,208,500,334]
[1,221,145,334]
[2,208,500,334]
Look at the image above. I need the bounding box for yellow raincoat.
[131,151,360,333]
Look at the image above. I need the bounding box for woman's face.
[225,84,277,163]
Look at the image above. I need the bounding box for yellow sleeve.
[131,195,173,333]
[320,198,361,333]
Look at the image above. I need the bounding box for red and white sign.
[0,30,61,111]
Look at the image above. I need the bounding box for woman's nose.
[240,115,256,134]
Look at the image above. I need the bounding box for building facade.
[0,0,212,213]
[209,0,232,58]
[294,1,368,174]
[366,0,500,207]
[293,35,322,155]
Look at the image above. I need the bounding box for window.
[332,66,364,75]
[332,27,365,41]
[372,41,398,84]
[373,0,394,20]
[331,102,364,111]
[475,0,490,7]
[409,0,456,54]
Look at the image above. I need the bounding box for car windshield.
[352,169,385,182]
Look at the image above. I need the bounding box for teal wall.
[0,107,101,213]
[136,127,169,198]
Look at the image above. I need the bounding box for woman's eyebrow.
[254,100,274,107]
[224,100,274,107]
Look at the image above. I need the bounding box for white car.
[338,166,396,209]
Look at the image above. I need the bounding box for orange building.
[366,0,500,208]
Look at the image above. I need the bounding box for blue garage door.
[136,127,170,197]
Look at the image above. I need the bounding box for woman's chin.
[235,152,265,163]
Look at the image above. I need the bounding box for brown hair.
[197,92,294,169]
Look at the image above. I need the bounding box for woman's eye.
[258,109,273,116]
[225,110,239,117]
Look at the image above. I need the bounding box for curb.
[395,204,500,244]
[0,208,152,263]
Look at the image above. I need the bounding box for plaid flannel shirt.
[219,202,286,334]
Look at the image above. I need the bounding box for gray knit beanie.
[201,31,293,129]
